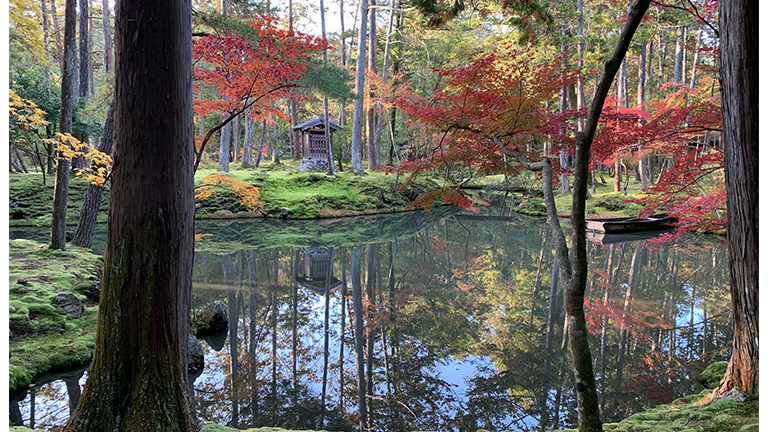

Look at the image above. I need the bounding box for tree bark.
[350,0,369,173]
[79,0,92,97]
[102,0,112,72]
[50,0,78,251]
[220,115,231,172]
[63,0,198,430]
[233,113,241,163]
[71,100,115,248]
[366,0,380,170]
[50,0,64,74]
[674,26,684,84]
[714,0,759,397]
[243,110,254,167]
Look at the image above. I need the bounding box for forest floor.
[9,160,647,227]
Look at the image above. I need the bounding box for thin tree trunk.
[255,119,266,168]
[50,0,63,73]
[63,0,198,428]
[220,116,231,172]
[570,2,651,431]
[674,26,684,84]
[71,100,115,248]
[102,0,112,72]
[366,0,380,170]
[79,0,91,97]
[688,27,703,89]
[339,264,347,410]
[243,111,254,167]
[232,114,241,163]
[41,0,52,92]
[350,0,369,173]
[50,0,78,251]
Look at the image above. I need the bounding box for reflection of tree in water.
[186,217,733,431]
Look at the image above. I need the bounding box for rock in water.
[187,334,205,373]
[55,292,83,319]
[196,300,228,336]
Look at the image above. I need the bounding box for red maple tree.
[192,14,329,171]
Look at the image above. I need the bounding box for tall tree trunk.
[255,119,266,168]
[50,0,64,73]
[350,0,369,173]
[232,114,241,163]
[688,27,703,89]
[79,0,92,97]
[41,0,52,92]
[50,0,78,251]
[220,117,231,172]
[71,100,115,247]
[714,0,758,397]
[569,2,651,430]
[102,0,112,72]
[63,0,198,429]
[338,0,347,129]
[366,0,380,170]
[243,111,254,167]
[674,26,684,84]
[339,264,347,410]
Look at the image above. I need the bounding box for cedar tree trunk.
[50,0,78,250]
[63,0,199,430]
[715,0,759,397]
[71,101,115,248]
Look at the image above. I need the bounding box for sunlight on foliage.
[196,174,265,214]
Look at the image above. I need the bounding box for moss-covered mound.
[9,173,110,227]
[602,390,758,432]
[700,361,728,389]
[9,239,102,394]
[194,168,442,220]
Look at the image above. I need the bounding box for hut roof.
[292,115,343,132]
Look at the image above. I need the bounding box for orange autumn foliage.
[195,174,265,214]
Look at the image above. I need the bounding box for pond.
[9,209,732,431]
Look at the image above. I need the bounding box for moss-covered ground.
[9,173,110,227]
[8,239,102,395]
[194,162,443,219]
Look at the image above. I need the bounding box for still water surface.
[10,210,732,431]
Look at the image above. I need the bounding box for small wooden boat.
[585,214,676,233]
[586,229,675,245]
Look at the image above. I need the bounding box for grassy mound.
[194,165,442,220]
[9,239,102,394]
[9,173,110,227]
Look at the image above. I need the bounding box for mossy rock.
[700,361,728,388]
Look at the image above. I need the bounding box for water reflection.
[11,212,731,431]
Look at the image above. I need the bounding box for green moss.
[9,173,110,226]
[609,389,758,432]
[9,239,102,394]
[700,361,728,388]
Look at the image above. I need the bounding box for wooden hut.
[292,115,343,171]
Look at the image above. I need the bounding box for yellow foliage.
[196,174,265,214]
[44,132,113,186]
[10,0,46,63]
[194,233,213,242]
[9,89,49,131]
